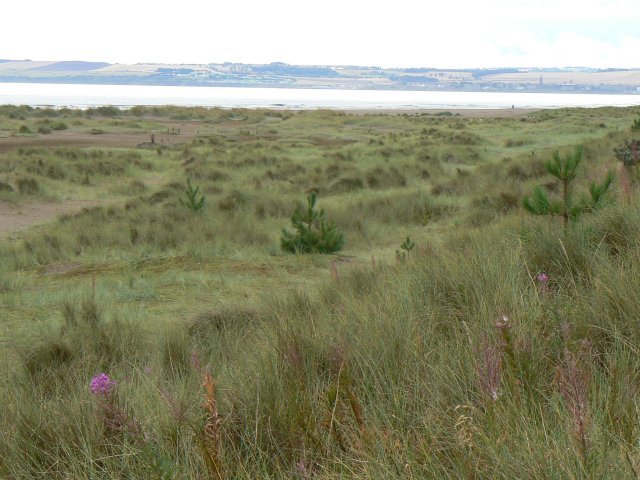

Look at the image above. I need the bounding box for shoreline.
[2,83,640,112]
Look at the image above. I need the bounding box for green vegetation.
[614,138,640,167]
[523,146,613,227]
[395,235,416,262]
[281,192,345,254]
[179,178,205,212]
[1,105,640,478]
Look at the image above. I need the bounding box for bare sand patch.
[0,200,102,238]
[0,120,203,154]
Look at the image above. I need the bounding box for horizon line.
[2,59,639,71]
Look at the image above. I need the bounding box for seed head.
[494,315,510,331]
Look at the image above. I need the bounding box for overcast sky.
[3,0,639,68]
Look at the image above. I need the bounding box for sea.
[0,82,639,110]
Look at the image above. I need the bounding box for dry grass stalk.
[330,262,339,281]
[202,371,224,480]
[556,348,591,465]
[453,404,475,450]
[159,386,187,424]
[617,162,633,206]
[475,334,502,402]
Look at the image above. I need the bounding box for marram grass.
[1,105,640,478]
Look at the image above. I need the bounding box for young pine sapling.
[281,192,345,254]
[180,178,205,212]
[522,146,613,228]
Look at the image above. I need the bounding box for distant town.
[1,59,639,94]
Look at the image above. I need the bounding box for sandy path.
[0,200,102,238]
[0,120,203,154]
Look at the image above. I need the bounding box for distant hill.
[31,61,111,72]
[0,59,638,94]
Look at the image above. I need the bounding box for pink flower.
[90,373,117,396]
[537,273,549,284]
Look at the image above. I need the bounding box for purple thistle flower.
[90,373,117,396]
[537,273,549,284]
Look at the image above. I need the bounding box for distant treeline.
[471,68,521,78]
[390,75,438,84]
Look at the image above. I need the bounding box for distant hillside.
[0,59,639,94]
[31,61,111,72]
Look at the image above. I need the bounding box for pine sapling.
[522,146,613,228]
[180,178,205,212]
[395,236,416,262]
[281,192,345,254]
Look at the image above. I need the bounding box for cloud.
[1,0,638,68]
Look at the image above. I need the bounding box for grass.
[1,105,640,477]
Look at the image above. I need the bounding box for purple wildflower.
[90,373,117,396]
[537,273,550,295]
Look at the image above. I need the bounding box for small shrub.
[218,191,248,211]
[0,181,14,192]
[22,339,74,382]
[327,176,363,193]
[92,105,121,117]
[128,180,146,193]
[505,138,532,148]
[281,192,345,254]
[395,236,415,262]
[613,139,640,167]
[16,177,40,194]
[179,178,205,212]
[475,191,520,213]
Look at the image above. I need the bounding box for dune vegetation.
[1,104,640,478]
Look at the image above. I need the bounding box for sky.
[3,0,639,69]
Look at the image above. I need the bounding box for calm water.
[0,82,639,110]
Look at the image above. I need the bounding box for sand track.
[0,200,102,238]
[0,120,202,153]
